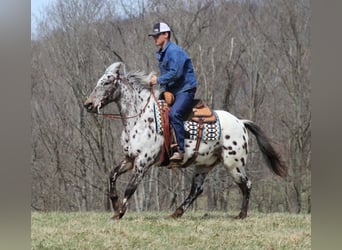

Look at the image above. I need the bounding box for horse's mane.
[126,70,156,88]
[105,62,155,89]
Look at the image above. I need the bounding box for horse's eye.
[104,81,111,86]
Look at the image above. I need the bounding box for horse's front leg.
[109,157,133,214]
[112,157,152,220]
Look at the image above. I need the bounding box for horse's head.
[84,62,124,113]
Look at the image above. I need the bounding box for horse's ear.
[115,62,122,75]
[106,62,124,75]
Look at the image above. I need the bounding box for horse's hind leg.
[109,158,133,214]
[236,178,251,219]
[170,166,210,218]
[229,166,252,219]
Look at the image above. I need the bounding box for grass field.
[31,211,310,249]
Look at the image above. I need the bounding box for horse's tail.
[242,120,287,177]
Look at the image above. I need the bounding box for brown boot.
[170,151,184,161]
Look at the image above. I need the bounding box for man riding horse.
[149,22,198,162]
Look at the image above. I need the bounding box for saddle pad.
[154,102,221,141]
[154,101,168,134]
[184,114,221,141]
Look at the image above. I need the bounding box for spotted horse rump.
[84,61,287,221]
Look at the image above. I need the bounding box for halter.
[96,75,159,121]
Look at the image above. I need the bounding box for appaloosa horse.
[84,62,287,220]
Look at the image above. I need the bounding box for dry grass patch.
[32,211,310,249]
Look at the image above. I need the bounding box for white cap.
[148,22,171,36]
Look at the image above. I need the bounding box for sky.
[31,0,55,36]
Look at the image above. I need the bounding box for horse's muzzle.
[84,101,94,112]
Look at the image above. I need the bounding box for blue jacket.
[156,41,198,95]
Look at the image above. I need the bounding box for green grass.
[31,211,310,249]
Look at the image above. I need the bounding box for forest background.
[31,0,311,214]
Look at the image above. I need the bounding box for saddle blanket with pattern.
[153,101,221,141]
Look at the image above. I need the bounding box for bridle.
[95,75,159,121]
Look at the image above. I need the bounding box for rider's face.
[152,32,168,49]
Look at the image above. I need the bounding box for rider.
[149,22,198,161]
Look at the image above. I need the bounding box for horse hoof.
[169,208,184,219]
[111,212,124,220]
[111,215,121,220]
[169,213,178,219]
[235,212,247,219]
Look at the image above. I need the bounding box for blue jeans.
[169,88,196,152]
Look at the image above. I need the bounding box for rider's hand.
[150,75,158,85]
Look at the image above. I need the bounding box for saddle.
[188,100,216,123]
[157,92,217,167]
[163,91,216,123]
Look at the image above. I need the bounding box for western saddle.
[158,91,217,168]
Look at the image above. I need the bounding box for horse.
[84,62,287,220]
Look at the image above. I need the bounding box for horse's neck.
[117,83,155,128]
